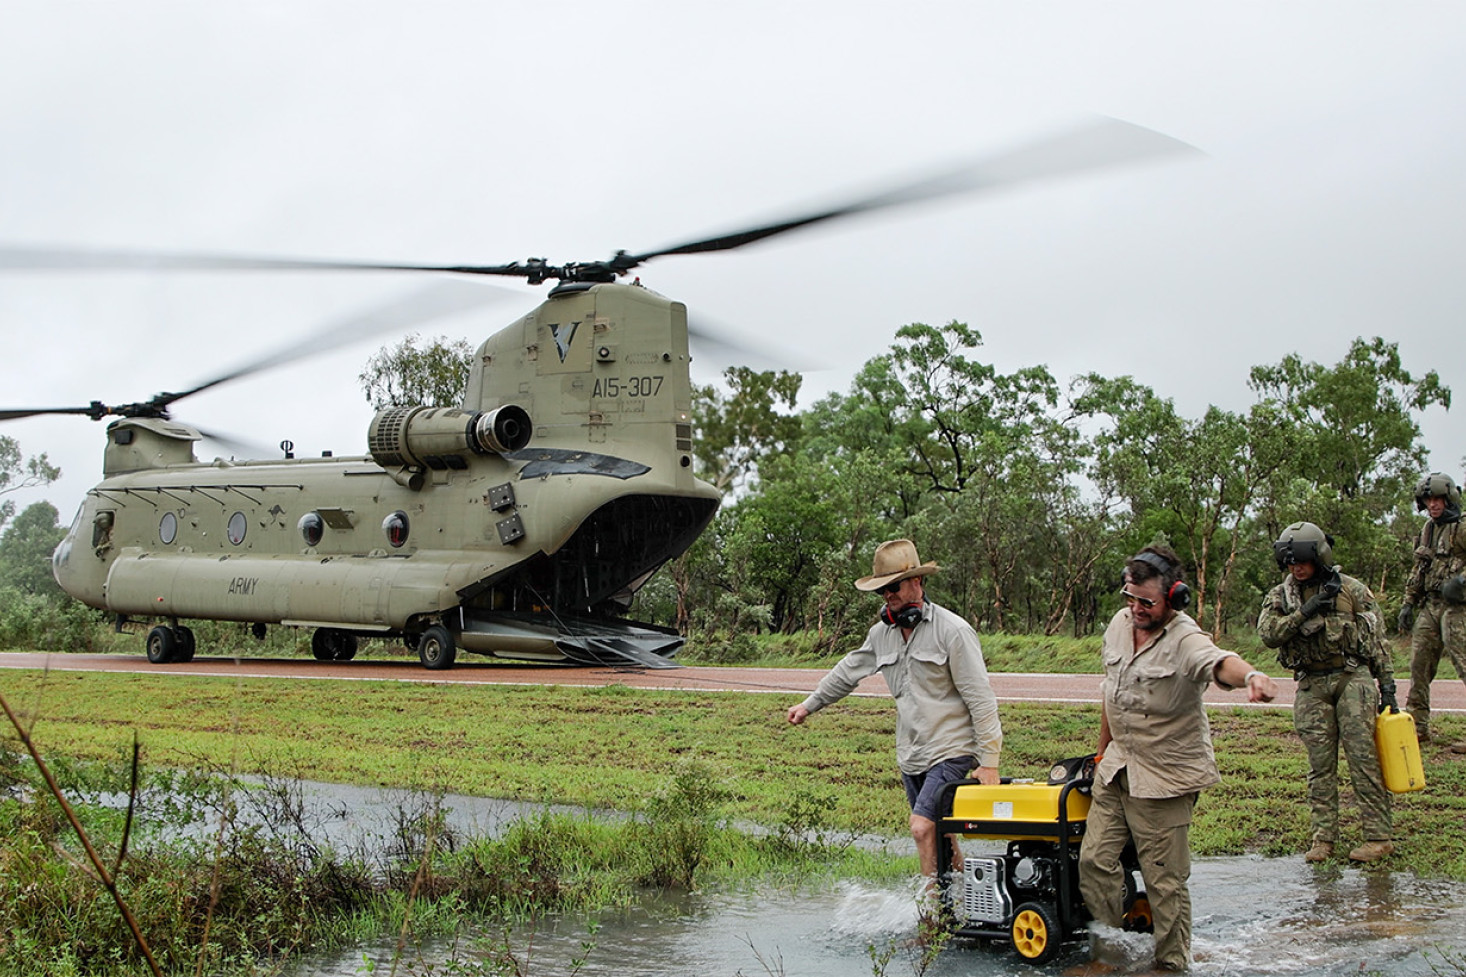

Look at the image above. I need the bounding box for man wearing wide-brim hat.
[787,539,1003,882]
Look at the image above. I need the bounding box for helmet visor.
[1274,537,1321,570]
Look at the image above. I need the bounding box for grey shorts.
[902,755,977,821]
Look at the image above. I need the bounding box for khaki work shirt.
[1095,608,1239,799]
[800,601,1002,776]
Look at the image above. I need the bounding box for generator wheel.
[1123,894,1153,933]
[1011,901,1060,964]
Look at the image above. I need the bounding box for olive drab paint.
[51,282,720,669]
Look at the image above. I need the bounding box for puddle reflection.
[289,854,1465,977]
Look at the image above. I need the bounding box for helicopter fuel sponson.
[50,281,721,669]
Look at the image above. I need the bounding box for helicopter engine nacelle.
[367,404,532,471]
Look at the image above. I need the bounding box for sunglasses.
[1120,588,1158,609]
[876,580,905,596]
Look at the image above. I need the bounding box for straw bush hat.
[854,539,941,592]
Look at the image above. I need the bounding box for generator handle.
[1054,776,1092,934]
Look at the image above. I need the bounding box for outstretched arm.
[1214,655,1278,703]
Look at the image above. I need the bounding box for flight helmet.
[1273,521,1334,572]
[1415,472,1461,511]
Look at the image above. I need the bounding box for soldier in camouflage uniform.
[1399,472,1466,752]
[1258,522,1396,863]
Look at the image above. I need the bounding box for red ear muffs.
[1166,580,1191,611]
[1131,551,1191,610]
[882,603,924,628]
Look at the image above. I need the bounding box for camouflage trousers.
[1294,668,1391,844]
[1405,596,1466,738]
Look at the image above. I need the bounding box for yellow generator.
[935,756,1151,965]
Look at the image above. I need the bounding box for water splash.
[829,878,925,938]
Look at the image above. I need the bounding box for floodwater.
[276,782,1466,977]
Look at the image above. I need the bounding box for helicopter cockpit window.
[298,511,324,547]
[383,511,409,548]
[159,512,178,545]
[228,511,248,545]
[92,510,115,549]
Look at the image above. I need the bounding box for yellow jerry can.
[1375,707,1426,793]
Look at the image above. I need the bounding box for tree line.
[649,325,1451,652]
[0,327,1452,658]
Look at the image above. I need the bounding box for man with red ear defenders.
[787,539,1002,885]
[1078,545,1277,973]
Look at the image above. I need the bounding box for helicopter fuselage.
[51,282,721,667]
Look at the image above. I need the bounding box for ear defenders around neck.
[881,603,924,629]
[1130,551,1192,611]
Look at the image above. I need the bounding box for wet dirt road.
[3,651,1465,713]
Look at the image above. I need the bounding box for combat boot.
[1304,841,1334,862]
[1348,840,1394,862]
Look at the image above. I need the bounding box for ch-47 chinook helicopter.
[0,118,1192,670]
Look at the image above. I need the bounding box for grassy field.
[4,662,1464,879]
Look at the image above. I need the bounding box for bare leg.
[911,812,939,879]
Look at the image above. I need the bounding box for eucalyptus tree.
[1248,336,1451,595]
[1072,376,1291,632]
[357,333,474,409]
[0,435,59,532]
[805,321,1089,631]
[0,501,65,596]
[691,367,803,493]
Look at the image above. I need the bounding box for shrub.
[0,588,108,652]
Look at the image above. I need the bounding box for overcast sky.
[2,1,1463,519]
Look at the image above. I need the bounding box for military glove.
[1321,571,1343,599]
[1398,604,1415,632]
[1442,574,1466,605]
[1378,681,1399,714]
[1299,591,1335,619]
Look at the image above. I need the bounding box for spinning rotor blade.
[0,116,1196,289]
[687,315,821,373]
[0,246,542,279]
[0,405,104,421]
[0,279,514,422]
[168,278,514,405]
[191,425,273,459]
[626,117,1198,263]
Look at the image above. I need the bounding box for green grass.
[679,628,1440,680]
[24,610,1445,683]
[4,666,1464,879]
[0,736,907,977]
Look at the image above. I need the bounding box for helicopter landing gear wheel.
[1010,901,1060,965]
[312,628,358,662]
[173,626,196,662]
[146,626,177,664]
[418,624,456,670]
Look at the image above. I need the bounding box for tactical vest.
[1269,576,1373,672]
[1417,519,1465,593]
